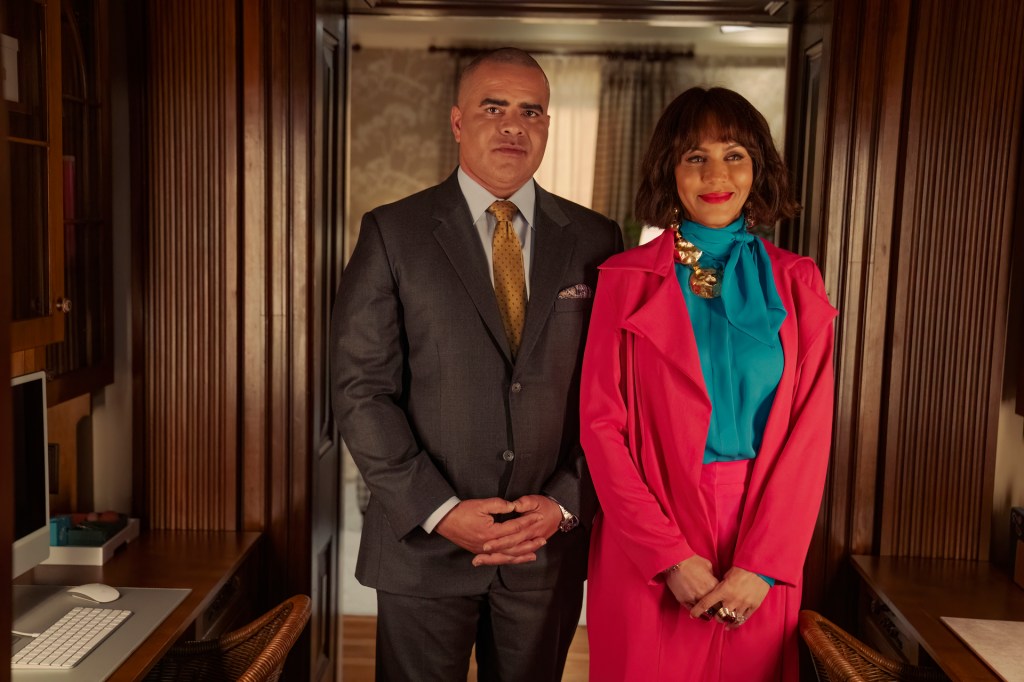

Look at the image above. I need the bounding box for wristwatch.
[552,500,579,533]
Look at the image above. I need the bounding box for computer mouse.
[67,583,121,603]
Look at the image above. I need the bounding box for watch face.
[560,516,578,532]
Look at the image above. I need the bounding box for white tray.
[42,518,140,566]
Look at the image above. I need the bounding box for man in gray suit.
[331,47,622,681]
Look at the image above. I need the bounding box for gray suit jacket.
[331,170,622,597]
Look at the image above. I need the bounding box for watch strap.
[546,496,578,532]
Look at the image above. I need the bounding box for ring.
[734,615,747,626]
[703,601,723,621]
[723,609,738,623]
[716,606,730,620]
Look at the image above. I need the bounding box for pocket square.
[557,283,593,300]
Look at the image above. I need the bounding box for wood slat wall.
[131,1,333,674]
[137,0,238,530]
[879,0,1024,559]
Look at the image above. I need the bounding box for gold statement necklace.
[671,220,722,299]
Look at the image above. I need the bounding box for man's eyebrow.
[478,98,546,114]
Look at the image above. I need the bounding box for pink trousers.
[587,459,799,681]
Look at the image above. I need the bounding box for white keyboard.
[11,606,132,670]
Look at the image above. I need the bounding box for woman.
[580,87,837,681]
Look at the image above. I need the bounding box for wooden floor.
[342,615,590,681]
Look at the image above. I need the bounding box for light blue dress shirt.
[457,168,536,297]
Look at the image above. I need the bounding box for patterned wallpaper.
[671,56,789,147]
[346,49,787,258]
[347,49,459,260]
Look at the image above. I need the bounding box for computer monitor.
[11,370,50,579]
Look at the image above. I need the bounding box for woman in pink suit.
[580,87,837,681]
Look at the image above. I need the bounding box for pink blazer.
[580,229,837,680]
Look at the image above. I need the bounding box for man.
[331,48,622,680]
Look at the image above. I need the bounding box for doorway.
[340,10,793,621]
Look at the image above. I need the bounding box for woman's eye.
[685,155,705,164]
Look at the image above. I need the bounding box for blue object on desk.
[49,517,71,546]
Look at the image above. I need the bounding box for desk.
[852,554,1024,681]
[16,530,262,681]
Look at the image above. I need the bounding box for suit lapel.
[516,188,575,366]
[431,174,513,361]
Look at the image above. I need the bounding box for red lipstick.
[699,192,733,204]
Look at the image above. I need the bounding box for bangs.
[672,95,761,158]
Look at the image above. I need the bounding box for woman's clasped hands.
[666,556,770,630]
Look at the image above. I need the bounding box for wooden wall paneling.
[784,0,833,615]
[880,0,1024,559]
[781,1,829,260]
[265,0,297,595]
[311,14,347,681]
[45,393,91,513]
[2,2,14,672]
[135,0,238,530]
[802,0,911,623]
[241,0,268,534]
[285,1,320,677]
[128,0,148,523]
[240,0,335,676]
[1017,138,1024,420]
[841,0,910,559]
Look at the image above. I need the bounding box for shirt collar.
[457,167,537,228]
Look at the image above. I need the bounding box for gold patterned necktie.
[488,200,526,359]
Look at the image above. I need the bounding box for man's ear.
[450,105,463,142]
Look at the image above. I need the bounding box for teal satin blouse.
[673,215,787,464]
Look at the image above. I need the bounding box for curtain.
[591,57,677,246]
[534,55,602,208]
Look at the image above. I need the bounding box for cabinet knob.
[56,297,72,313]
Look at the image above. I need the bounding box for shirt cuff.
[756,573,775,587]
[422,496,460,534]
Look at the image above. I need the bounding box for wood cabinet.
[45,0,112,404]
[6,0,65,352]
[4,0,112,403]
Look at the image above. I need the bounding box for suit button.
[511,382,522,393]
[502,450,515,462]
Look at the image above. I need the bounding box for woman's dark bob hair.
[635,87,799,232]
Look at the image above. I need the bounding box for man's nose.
[500,114,523,135]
